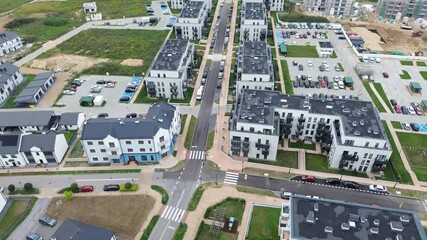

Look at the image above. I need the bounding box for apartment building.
[145,39,195,99]
[240,2,268,42]
[236,41,274,95]
[378,0,427,19]
[0,31,22,57]
[242,0,285,12]
[303,0,354,17]
[229,90,392,173]
[174,1,209,40]
[81,102,180,164]
[0,62,23,105]
[171,0,212,10]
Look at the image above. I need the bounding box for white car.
[333,82,339,90]
[369,57,375,63]
[307,75,312,81]
[104,82,116,88]
[307,61,313,67]
[295,34,299,39]
[363,56,369,62]
[402,122,411,131]
[63,90,75,95]
[334,76,339,82]
[338,81,345,89]
[369,184,387,193]
[324,66,330,71]
[375,57,381,63]
[408,107,416,115]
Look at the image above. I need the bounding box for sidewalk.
[270,13,285,93]
[368,82,391,113]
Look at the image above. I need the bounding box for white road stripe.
[224,175,238,180]
[165,207,176,220]
[161,206,186,222]
[225,172,239,176]
[161,206,170,218]
[76,178,139,182]
[223,181,237,185]
[223,172,239,185]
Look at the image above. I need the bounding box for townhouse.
[0,31,23,57]
[378,0,427,19]
[240,2,268,42]
[14,72,56,107]
[145,39,195,99]
[81,102,180,164]
[303,0,354,17]
[0,62,23,105]
[236,41,274,95]
[174,1,209,40]
[229,90,392,173]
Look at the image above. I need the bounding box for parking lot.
[275,27,330,47]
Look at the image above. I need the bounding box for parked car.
[338,81,345,89]
[218,72,224,79]
[335,65,340,72]
[298,64,304,71]
[410,102,419,108]
[79,185,94,192]
[408,107,416,115]
[394,105,401,113]
[369,184,387,192]
[410,123,420,131]
[301,175,315,182]
[98,113,109,118]
[96,80,106,84]
[390,99,397,106]
[402,122,411,131]
[90,85,102,93]
[332,82,339,90]
[383,72,389,78]
[321,81,326,88]
[103,184,120,191]
[26,234,43,240]
[119,96,130,102]
[325,178,340,185]
[293,81,298,88]
[203,68,209,78]
[73,79,84,86]
[307,61,313,67]
[343,181,359,189]
[220,61,225,67]
[293,60,298,66]
[401,106,409,115]
[280,191,293,200]
[126,113,137,118]
[415,107,423,115]
[104,82,116,88]
[63,90,75,95]
[125,87,136,92]
[39,216,57,227]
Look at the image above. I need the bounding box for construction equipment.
[412,31,423,37]
[415,51,424,56]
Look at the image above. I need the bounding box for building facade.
[303,0,354,17]
[240,2,268,42]
[242,0,285,12]
[174,1,209,40]
[229,90,392,173]
[81,102,180,164]
[236,41,275,95]
[171,0,212,10]
[0,62,23,105]
[145,39,195,99]
[378,0,427,19]
[0,31,22,57]
[317,41,334,58]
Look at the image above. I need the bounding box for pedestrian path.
[189,150,205,160]
[223,171,239,185]
[160,205,185,222]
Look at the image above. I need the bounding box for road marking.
[161,205,185,222]
[178,176,181,180]
[189,150,205,160]
[223,172,239,185]
[183,167,186,170]
[171,190,174,195]
[76,178,139,182]
[176,181,178,185]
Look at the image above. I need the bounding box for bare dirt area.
[121,58,144,67]
[19,66,46,75]
[36,71,72,107]
[46,195,155,240]
[28,54,108,73]
[0,15,13,31]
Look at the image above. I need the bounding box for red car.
[80,185,94,192]
[321,81,326,88]
[394,105,401,113]
[383,72,389,78]
[301,175,315,182]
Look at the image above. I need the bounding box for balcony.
[341,152,359,162]
[298,117,306,124]
[243,140,250,147]
[231,145,241,151]
[147,87,156,96]
[231,139,241,146]
[372,163,386,172]
[256,142,270,149]
[262,150,269,155]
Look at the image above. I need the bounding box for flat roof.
[243,2,265,20]
[319,41,333,48]
[151,39,189,71]
[290,195,426,240]
[179,1,204,18]
[241,41,269,57]
[410,82,422,90]
[240,41,272,76]
[0,111,54,127]
[242,56,272,75]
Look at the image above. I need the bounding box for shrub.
[70,183,79,193]
[64,191,73,200]
[125,182,132,189]
[5,18,35,28]
[8,184,15,193]
[24,183,33,192]
[43,18,69,27]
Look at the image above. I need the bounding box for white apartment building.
[0,62,23,105]
[236,41,274,95]
[303,0,354,17]
[81,102,181,164]
[378,0,427,19]
[145,39,195,99]
[242,0,285,12]
[229,90,392,173]
[240,2,268,42]
[0,31,22,57]
[171,0,212,10]
[174,1,209,40]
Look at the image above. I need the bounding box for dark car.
[390,99,397,106]
[343,181,359,189]
[72,80,83,86]
[298,80,303,87]
[125,87,136,93]
[325,178,340,185]
[126,113,137,118]
[410,123,420,131]
[309,81,315,88]
[312,93,318,99]
[301,75,307,81]
[327,82,332,89]
[220,65,224,72]
[98,113,109,118]
[401,106,409,115]
[293,81,298,88]
[298,64,304,71]
[304,81,310,88]
[203,68,209,78]
[96,80,106,84]
[39,216,57,227]
[119,96,130,102]
[26,234,43,240]
[103,184,120,191]
[411,102,419,108]
[315,82,320,88]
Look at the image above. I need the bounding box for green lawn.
[2,96,17,109]
[247,206,281,240]
[173,223,187,240]
[140,215,159,240]
[397,132,427,148]
[187,184,207,211]
[305,153,368,178]
[400,60,413,66]
[277,13,329,23]
[362,82,386,112]
[0,0,32,14]
[420,71,427,80]
[195,221,238,240]
[286,46,319,58]
[206,131,215,150]
[0,199,33,238]
[151,185,169,205]
[184,116,197,149]
[204,197,246,221]
[119,183,138,191]
[236,185,278,198]
[281,60,293,94]
[391,121,402,129]
[171,8,182,14]
[63,130,76,144]
[397,132,427,181]
[417,61,427,67]
[273,60,280,83]
[337,63,344,72]
[373,83,393,112]
[275,82,282,92]
[169,88,195,104]
[267,20,274,46]
[69,139,84,158]
[288,141,316,150]
[271,47,277,59]
[400,70,411,79]
[15,75,35,95]
[249,150,298,168]
[180,114,188,134]
[0,169,140,177]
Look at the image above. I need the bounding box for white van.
[196,86,204,100]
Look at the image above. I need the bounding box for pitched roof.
[0,62,19,86]
[0,31,19,45]
[0,134,21,154]
[15,73,54,104]
[51,218,114,240]
[145,102,176,129]
[20,132,57,152]
[58,112,81,125]
[0,110,54,127]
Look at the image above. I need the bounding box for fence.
[244,202,281,240]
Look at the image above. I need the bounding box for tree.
[64,191,73,201]
[24,183,33,192]
[124,182,132,190]
[70,183,79,193]
[8,184,15,193]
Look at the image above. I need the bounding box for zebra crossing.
[189,150,205,160]
[223,171,239,185]
[161,205,185,222]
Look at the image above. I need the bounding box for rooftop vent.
[280,99,288,103]
[158,118,164,123]
[352,121,357,126]
[326,105,333,109]
[349,221,356,228]
[396,234,403,240]
[119,121,124,125]
[343,108,350,113]
[354,130,361,136]
[306,211,315,224]
[373,219,380,226]
[258,119,264,124]
[360,120,365,125]
[357,111,362,116]
[373,129,379,135]
[370,227,379,235]
[390,221,404,232]
[400,215,410,223]
[361,107,367,111]
[341,223,350,231]
[349,214,360,222]
[135,120,140,124]
[367,128,372,134]
[314,203,319,212]
[324,226,333,234]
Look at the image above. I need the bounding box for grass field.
[417,61,427,67]
[277,13,329,23]
[173,223,187,240]
[286,46,319,58]
[288,141,316,150]
[195,221,238,240]
[273,60,280,83]
[69,139,84,158]
[362,82,386,112]
[204,197,246,221]
[236,185,278,197]
[420,71,427,80]
[400,70,411,79]
[243,167,296,180]
[400,60,413,66]
[0,0,32,14]
[305,153,368,178]
[188,183,214,211]
[249,150,298,169]
[281,60,293,94]
[247,206,281,240]
[391,121,402,129]
[373,83,393,112]
[184,116,197,149]
[0,200,32,237]
[206,131,215,150]
[47,195,154,238]
[397,132,427,181]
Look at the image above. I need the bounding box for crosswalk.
[161,206,185,222]
[189,150,205,160]
[223,171,239,185]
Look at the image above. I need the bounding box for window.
[368,153,373,159]
[92,157,98,161]
[250,127,254,132]
[90,149,96,153]
[111,151,117,155]
[149,148,153,152]
[307,124,311,129]
[327,119,330,124]
[138,140,144,144]
[344,140,354,146]
[305,130,309,134]
[365,142,369,147]
[11,154,17,158]
[140,148,146,152]
[103,157,109,161]
[363,153,368,158]
[160,136,165,142]
[125,141,131,144]
[109,142,115,148]
[127,148,134,152]
[148,140,151,144]
[88,141,93,145]
[314,117,317,123]
[36,152,40,156]
[100,149,106,153]
[375,143,379,148]
[1,154,6,158]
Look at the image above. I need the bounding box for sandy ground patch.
[351,27,384,52]
[28,54,108,73]
[19,66,46,75]
[121,58,144,66]
[0,15,13,31]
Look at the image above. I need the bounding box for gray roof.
[290,195,426,240]
[0,31,19,45]
[179,1,204,18]
[81,102,176,140]
[0,134,21,154]
[151,39,189,71]
[15,72,54,104]
[318,41,333,48]
[243,2,265,20]
[20,132,57,152]
[241,41,269,57]
[0,62,19,87]
[51,218,114,240]
[58,112,81,126]
[0,111,54,127]
[240,41,273,75]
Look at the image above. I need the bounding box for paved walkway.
[368,82,392,113]
[270,13,285,93]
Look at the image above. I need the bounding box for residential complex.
[14,72,55,107]
[52,218,116,240]
[0,62,23,105]
[0,31,22,57]
[145,39,195,99]
[236,41,274,95]
[81,102,180,164]
[229,90,392,173]
[378,0,427,19]
[240,2,268,42]
[174,0,209,40]
[171,0,212,10]
[303,0,354,17]
[279,195,426,240]
[242,0,285,12]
